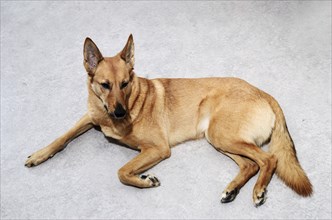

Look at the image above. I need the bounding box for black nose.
[113,103,126,118]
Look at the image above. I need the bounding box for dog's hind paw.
[254,188,267,207]
[140,174,160,187]
[221,188,239,203]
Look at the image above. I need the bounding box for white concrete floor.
[1,1,331,219]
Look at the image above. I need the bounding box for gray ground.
[1,1,331,219]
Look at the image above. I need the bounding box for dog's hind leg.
[118,145,171,188]
[209,135,277,206]
[220,153,259,203]
[205,97,277,206]
[25,113,93,167]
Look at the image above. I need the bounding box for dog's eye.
[121,81,129,89]
[101,82,110,90]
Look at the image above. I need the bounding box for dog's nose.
[113,103,126,119]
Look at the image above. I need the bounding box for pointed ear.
[83,37,103,76]
[120,34,135,69]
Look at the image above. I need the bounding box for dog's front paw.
[25,148,54,167]
[140,174,160,187]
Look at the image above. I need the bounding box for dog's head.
[83,35,135,119]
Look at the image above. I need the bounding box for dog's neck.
[126,75,151,121]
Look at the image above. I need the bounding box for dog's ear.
[83,38,103,76]
[120,34,135,69]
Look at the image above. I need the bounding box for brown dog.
[25,34,312,206]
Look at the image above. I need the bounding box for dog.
[25,34,312,206]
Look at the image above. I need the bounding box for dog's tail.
[266,94,313,197]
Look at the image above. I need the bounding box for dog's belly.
[167,111,210,146]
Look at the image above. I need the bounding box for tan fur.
[25,35,312,206]
[264,93,313,197]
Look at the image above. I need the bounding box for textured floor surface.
[1,1,331,219]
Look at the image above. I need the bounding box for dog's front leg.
[25,113,93,167]
[118,146,171,188]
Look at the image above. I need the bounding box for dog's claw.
[25,161,34,167]
[25,159,35,167]
[140,174,160,187]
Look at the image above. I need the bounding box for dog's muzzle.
[111,103,127,119]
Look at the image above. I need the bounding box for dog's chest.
[89,108,129,140]
[100,125,123,140]
[100,124,143,149]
